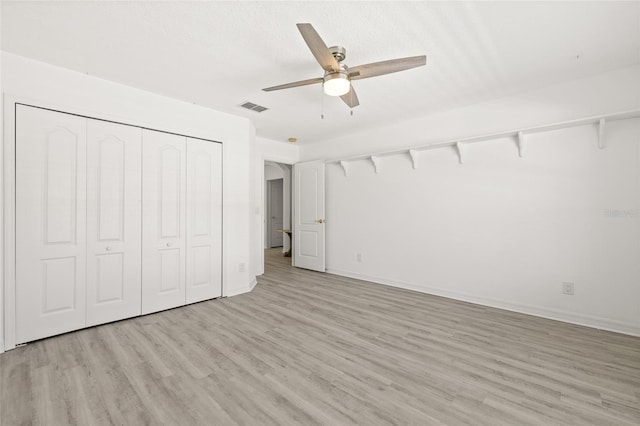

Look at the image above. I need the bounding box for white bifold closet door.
[16,105,88,343]
[186,138,222,303]
[86,120,142,326]
[15,106,222,344]
[141,130,187,314]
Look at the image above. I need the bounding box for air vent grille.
[240,101,269,113]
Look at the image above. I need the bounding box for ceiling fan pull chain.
[321,84,325,119]
[349,88,355,116]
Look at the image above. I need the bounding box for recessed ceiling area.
[2,1,639,145]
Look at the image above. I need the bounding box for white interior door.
[142,130,187,314]
[269,179,284,247]
[186,138,222,303]
[86,120,142,326]
[293,161,325,272]
[15,105,87,343]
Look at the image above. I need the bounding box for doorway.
[264,161,292,257]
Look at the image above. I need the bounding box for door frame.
[1,95,225,352]
[259,156,294,275]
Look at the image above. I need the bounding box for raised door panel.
[142,130,187,314]
[15,105,87,343]
[86,120,142,326]
[186,139,222,303]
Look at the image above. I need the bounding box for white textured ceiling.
[2,1,639,145]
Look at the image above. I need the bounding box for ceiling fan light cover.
[323,72,350,96]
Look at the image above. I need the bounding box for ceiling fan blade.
[262,77,323,92]
[340,86,359,108]
[348,55,426,80]
[297,23,340,72]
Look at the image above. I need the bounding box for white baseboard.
[326,268,640,337]
[225,278,257,297]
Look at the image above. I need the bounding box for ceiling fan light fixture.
[323,71,350,96]
[262,23,426,109]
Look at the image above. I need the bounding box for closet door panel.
[15,105,87,343]
[186,139,222,303]
[142,130,187,314]
[86,120,142,326]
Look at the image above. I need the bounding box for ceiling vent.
[240,101,269,113]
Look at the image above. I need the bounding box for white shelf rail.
[327,109,640,172]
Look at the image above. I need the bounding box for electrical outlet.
[356,253,362,262]
[239,263,246,272]
[562,282,574,295]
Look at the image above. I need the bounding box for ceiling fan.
[262,23,427,108]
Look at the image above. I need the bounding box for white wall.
[312,66,640,336]
[325,119,640,335]
[1,52,256,350]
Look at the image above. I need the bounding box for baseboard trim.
[326,268,640,337]
[225,278,258,297]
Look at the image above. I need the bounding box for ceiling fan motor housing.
[329,46,346,63]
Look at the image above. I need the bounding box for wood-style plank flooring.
[1,248,639,425]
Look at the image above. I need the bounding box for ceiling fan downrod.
[329,46,346,63]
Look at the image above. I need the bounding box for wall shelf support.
[517,131,525,157]
[598,118,606,149]
[455,142,464,164]
[408,149,419,170]
[370,155,382,173]
[339,160,350,177]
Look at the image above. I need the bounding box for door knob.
[105,246,112,251]
[166,242,172,247]
[316,219,325,224]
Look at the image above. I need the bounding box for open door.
[293,161,325,272]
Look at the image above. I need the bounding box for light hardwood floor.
[1,248,639,425]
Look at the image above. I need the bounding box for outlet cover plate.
[562,282,575,295]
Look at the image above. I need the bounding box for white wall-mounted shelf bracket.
[408,149,419,170]
[339,160,350,177]
[455,142,464,164]
[370,155,382,173]
[598,118,606,149]
[517,131,525,157]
